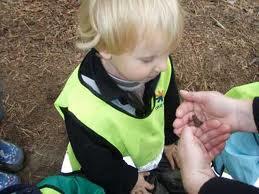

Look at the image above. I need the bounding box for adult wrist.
[235,100,256,132]
[182,169,215,194]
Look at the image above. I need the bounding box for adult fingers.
[175,101,195,118]
[199,123,231,143]
[204,133,230,151]
[173,112,194,129]
[174,126,184,136]
[174,123,196,136]
[180,90,207,103]
[196,120,222,136]
[208,143,225,160]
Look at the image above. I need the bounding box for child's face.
[101,36,171,83]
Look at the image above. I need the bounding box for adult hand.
[131,172,154,194]
[194,119,230,156]
[164,144,180,170]
[178,126,215,194]
[173,90,237,136]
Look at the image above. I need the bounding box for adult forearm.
[199,177,259,194]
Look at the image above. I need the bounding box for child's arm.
[163,57,181,169]
[164,56,180,145]
[64,111,138,193]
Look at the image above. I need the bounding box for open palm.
[173,90,236,135]
[173,90,233,155]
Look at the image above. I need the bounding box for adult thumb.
[180,126,202,153]
[180,90,206,104]
[181,127,196,143]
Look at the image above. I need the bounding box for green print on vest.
[55,58,172,169]
[155,90,165,110]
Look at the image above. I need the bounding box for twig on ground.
[250,57,259,66]
[211,16,226,30]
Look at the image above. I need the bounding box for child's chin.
[145,76,156,82]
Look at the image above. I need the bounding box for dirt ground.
[0,0,258,184]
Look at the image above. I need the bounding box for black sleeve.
[62,108,138,194]
[164,56,180,145]
[199,177,259,194]
[253,97,259,132]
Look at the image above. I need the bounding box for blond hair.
[78,0,184,54]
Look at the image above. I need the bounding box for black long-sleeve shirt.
[199,97,259,194]
[199,177,259,194]
[253,97,259,131]
[62,49,180,194]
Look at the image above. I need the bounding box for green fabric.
[225,82,259,99]
[39,188,60,194]
[37,175,105,194]
[55,58,172,168]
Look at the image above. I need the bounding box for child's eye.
[140,57,154,63]
[141,59,153,63]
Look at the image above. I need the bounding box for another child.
[55,0,185,193]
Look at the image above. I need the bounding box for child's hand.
[131,172,154,194]
[164,144,180,169]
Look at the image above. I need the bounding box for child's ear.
[99,50,112,60]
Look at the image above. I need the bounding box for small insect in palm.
[192,114,203,127]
